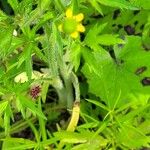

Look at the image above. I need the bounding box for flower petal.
[66,8,73,18]
[77,24,85,32]
[70,31,79,39]
[75,13,84,22]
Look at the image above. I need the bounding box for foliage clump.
[0,0,150,150]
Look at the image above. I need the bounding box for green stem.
[57,88,67,106]
[71,72,80,101]
[44,24,58,77]
[38,99,47,141]
[65,75,74,109]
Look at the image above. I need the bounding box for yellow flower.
[58,8,85,39]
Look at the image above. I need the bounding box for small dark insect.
[141,77,150,86]
[135,66,147,75]
[124,25,135,35]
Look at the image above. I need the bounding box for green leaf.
[0,101,8,115]
[97,34,125,46]
[33,46,48,63]
[130,0,150,10]
[6,37,24,62]
[8,0,19,13]
[77,122,99,129]
[139,120,150,135]
[54,131,87,143]
[25,43,33,81]
[39,0,52,11]
[0,10,8,21]
[89,0,103,15]
[38,99,47,141]
[72,0,79,13]
[23,8,40,27]
[118,104,150,122]
[72,136,107,150]
[82,36,150,108]
[33,11,54,32]
[27,120,40,142]
[18,95,47,120]
[95,0,138,10]
[2,138,37,150]
[117,124,150,148]
[4,104,12,135]
[0,25,13,59]
[16,96,26,118]
[85,23,124,51]
[54,130,108,147]
[70,42,82,71]
[86,99,109,111]
[84,23,107,51]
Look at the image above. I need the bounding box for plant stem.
[65,75,74,109]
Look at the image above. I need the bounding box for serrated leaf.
[85,23,124,51]
[0,25,13,59]
[82,36,150,108]
[33,11,54,32]
[70,43,82,71]
[85,23,107,51]
[96,0,138,10]
[130,0,150,10]
[97,34,125,45]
